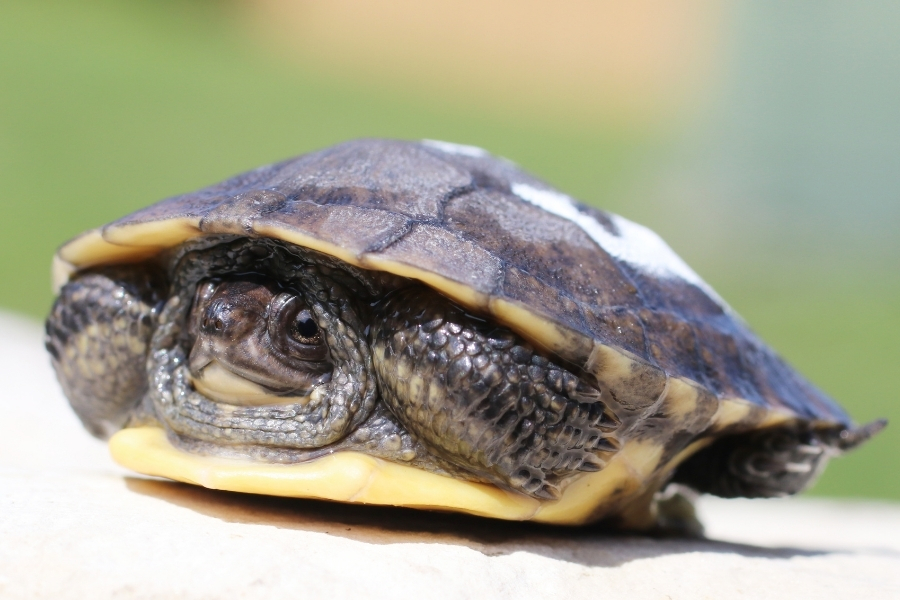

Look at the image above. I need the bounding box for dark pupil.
[293,312,319,341]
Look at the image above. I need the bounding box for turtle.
[45,138,884,528]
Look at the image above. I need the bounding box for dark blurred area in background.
[0,0,896,499]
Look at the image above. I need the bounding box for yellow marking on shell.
[54,230,162,288]
[586,342,650,383]
[51,255,78,294]
[758,407,797,428]
[54,219,201,289]
[110,427,542,521]
[189,362,313,407]
[102,217,202,248]
[255,225,494,313]
[487,298,576,357]
[252,225,365,269]
[708,398,795,432]
[709,398,755,430]
[661,378,698,418]
[660,378,720,435]
[361,254,491,310]
[532,439,665,525]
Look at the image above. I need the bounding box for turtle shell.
[53,139,853,525]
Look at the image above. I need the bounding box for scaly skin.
[371,287,620,499]
[45,265,163,438]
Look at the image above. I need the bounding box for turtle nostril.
[202,299,233,333]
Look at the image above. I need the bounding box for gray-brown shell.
[55,139,850,431]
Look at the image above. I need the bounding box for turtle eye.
[267,292,330,362]
[291,310,321,344]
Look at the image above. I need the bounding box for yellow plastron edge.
[110,427,541,520]
[109,427,670,525]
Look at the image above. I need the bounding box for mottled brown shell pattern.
[58,139,849,428]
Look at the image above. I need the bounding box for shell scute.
[444,188,643,311]
[583,306,649,362]
[258,203,412,259]
[369,223,503,296]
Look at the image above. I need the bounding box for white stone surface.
[1,311,898,599]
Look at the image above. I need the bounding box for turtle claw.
[577,454,606,472]
[837,419,888,451]
[534,483,562,501]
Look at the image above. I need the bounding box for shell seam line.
[438,183,478,224]
[346,459,381,503]
[361,218,415,254]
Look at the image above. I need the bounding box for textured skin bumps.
[372,287,620,498]
[46,266,164,438]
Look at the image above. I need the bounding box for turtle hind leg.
[652,484,705,538]
[370,286,621,500]
[46,265,165,439]
[671,425,844,498]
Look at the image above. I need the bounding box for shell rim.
[53,219,817,426]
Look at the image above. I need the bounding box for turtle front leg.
[370,287,621,499]
[45,265,164,439]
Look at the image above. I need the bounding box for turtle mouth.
[188,360,320,407]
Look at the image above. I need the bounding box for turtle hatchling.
[46,139,884,527]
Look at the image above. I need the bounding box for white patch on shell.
[421,139,489,158]
[511,183,728,308]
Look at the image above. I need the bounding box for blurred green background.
[1,0,896,499]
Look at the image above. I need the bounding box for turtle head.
[186,278,332,406]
